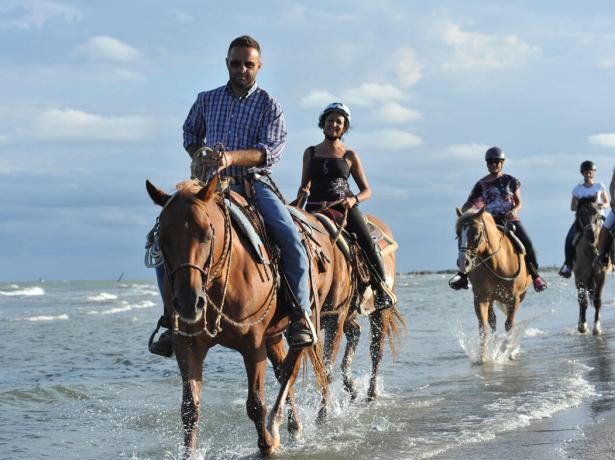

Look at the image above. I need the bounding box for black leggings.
[307,203,385,280]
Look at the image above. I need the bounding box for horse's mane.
[577,195,598,209]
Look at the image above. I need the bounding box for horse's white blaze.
[457,226,470,272]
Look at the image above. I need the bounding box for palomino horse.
[317,215,404,401]
[146,177,335,455]
[573,197,610,335]
[455,208,531,360]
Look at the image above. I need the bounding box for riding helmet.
[318,102,351,129]
[485,146,505,161]
[580,160,596,172]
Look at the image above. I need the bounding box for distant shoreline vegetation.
[399,266,563,276]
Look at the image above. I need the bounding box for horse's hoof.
[593,322,602,336]
[260,445,276,457]
[578,322,588,334]
[289,424,303,442]
[316,406,328,424]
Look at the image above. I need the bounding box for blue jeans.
[231,180,311,314]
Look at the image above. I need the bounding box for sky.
[1,0,615,281]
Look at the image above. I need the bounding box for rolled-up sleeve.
[183,93,206,149]
[255,99,286,167]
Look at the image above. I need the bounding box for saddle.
[497,224,526,254]
[224,191,331,322]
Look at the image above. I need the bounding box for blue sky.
[1,0,615,281]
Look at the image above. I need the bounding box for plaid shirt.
[183,83,286,178]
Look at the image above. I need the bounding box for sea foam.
[0,287,45,297]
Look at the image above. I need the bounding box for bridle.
[457,216,521,281]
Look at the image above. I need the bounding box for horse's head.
[455,207,488,273]
[146,177,219,324]
[576,196,601,243]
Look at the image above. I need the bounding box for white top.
[572,182,607,215]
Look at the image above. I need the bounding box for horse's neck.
[480,219,513,258]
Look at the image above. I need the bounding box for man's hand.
[191,147,230,179]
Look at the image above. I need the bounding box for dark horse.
[574,197,609,335]
[317,215,405,401]
[455,208,531,361]
[146,177,337,455]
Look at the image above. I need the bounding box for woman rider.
[296,102,396,310]
[558,160,609,278]
[449,146,548,292]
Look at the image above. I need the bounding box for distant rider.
[449,147,547,292]
[558,160,608,278]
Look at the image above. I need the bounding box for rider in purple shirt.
[449,147,547,292]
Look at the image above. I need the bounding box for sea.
[2,272,615,459]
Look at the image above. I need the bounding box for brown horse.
[146,177,334,456]
[455,208,531,361]
[573,197,610,335]
[317,214,405,401]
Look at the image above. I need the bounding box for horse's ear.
[476,207,486,216]
[146,180,171,207]
[196,175,218,202]
[590,195,597,203]
[456,208,463,217]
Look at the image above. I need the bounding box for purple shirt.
[183,83,286,177]
[467,174,521,221]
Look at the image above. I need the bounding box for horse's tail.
[380,304,407,361]
[305,342,328,392]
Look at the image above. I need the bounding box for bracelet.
[354,196,360,206]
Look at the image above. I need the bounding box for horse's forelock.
[455,211,481,233]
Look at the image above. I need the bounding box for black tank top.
[307,146,352,201]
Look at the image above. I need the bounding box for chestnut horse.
[455,208,531,360]
[317,215,404,401]
[146,178,335,455]
[573,197,610,335]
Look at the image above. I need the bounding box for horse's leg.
[488,304,496,332]
[175,341,209,452]
[593,276,605,335]
[242,345,275,455]
[367,310,386,402]
[267,348,304,451]
[474,297,490,362]
[322,314,345,384]
[576,281,589,333]
[341,317,361,400]
[266,335,303,441]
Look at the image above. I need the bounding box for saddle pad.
[225,198,269,264]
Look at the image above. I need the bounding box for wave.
[25,314,69,322]
[86,300,156,315]
[87,292,118,302]
[0,287,45,297]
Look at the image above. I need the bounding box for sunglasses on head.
[486,159,503,165]
[228,60,258,69]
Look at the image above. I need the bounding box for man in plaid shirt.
[150,36,315,356]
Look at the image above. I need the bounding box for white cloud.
[169,9,194,23]
[74,36,142,63]
[341,83,404,107]
[393,47,423,87]
[0,134,9,145]
[31,108,155,142]
[599,58,615,69]
[589,133,615,148]
[299,89,336,108]
[447,143,489,160]
[373,102,420,124]
[442,22,541,70]
[0,0,82,29]
[112,68,145,81]
[353,129,422,151]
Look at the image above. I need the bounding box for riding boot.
[148,315,174,357]
[526,261,548,292]
[287,308,317,350]
[597,226,613,267]
[367,244,397,310]
[448,272,469,290]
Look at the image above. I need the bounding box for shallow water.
[1,273,615,459]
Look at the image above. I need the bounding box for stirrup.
[287,310,316,350]
[148,316,174,357]
[558,264,572,278]
[448,273,468,290]
[375,280,397,311]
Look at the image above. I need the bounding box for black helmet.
[580,160,596,173]
[485,146,505,161]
